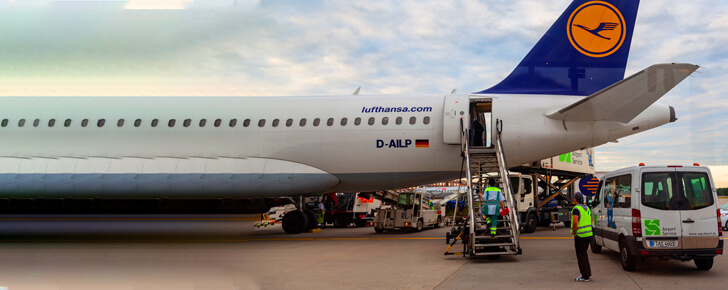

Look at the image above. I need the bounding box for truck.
[322,192,381,228]
[509,148,597,233]
[373,191,441,232]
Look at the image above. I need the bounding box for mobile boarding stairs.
[444,119,522,258]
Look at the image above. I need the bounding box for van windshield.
[642,171,714,210]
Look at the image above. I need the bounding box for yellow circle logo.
[567,1,626,58]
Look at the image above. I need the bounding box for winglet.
[546,63,699,123]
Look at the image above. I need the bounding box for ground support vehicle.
[590,164,723,271]
[511,149,596,233]
[323,193,381,228]
[255,204,296,228]
[373,191,440,232]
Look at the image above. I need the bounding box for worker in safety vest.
[479,179,506,237]
[426,198,434,210]
[571,192,592,282]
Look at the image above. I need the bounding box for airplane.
[415,187,467,200]
[0,0,698,234]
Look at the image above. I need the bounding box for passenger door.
[677,168,719,249]
[640,168,681,250]
[442,95,470,144]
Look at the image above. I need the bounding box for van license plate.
[649,240,677,248]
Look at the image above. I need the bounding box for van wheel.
[435,216,442,228]
[724,220,728,231]
[619,239,637,271]
[415,219,423,232]
[590,237,602,254]
[524,214,537,233]
[695,258,713,271]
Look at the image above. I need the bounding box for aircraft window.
[48,119,56,127]
[272,119,280,127]
[18,119,25,127]
[64,119,72,127]
[151,119,158,127]
[33,119,39,127]
[327,118,334,126]
[134,119,142,127]
[229,119,237,127]
[341,118,348,126]
[299,118,306,127]
[199,119,206,127]
[313,118,321,126]
[409,116,416,125]
[117,119,124,127]
[97,119,105,127]
[382,117,389,125]
[354,117,361,126]
[168,119,176,127]
[258,119,266,127]
[214,119,221,127]
[423,116,430,125]
[396,117,402,125]
[184,119,191,127]
[286,118,293,127]
[368,117,375,125]
[1,119,7,127]
[243,119,250,127]
[81,119,88,127]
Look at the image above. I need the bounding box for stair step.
[473,242,515,247]
[474,235,512,239]
[471,251,519,256]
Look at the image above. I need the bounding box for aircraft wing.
[546,63,699,123]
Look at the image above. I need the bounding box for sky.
[0,0,726,186]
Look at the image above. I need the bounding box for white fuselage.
[0,94,673,198]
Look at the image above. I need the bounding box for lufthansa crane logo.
[567,1,626,58]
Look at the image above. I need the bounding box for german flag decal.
[415,139,429,148]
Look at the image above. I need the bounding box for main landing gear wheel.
[303,209,317,231]
[282,210,309,234]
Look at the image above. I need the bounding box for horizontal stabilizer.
[546,63,698,123]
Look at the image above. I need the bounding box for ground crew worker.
[317,201,326,228]
[479,179,505,237]
[427,197,434,210]
[571,192,592,282]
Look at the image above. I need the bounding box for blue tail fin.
[477,0,640,96]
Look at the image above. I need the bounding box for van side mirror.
[586,199,595,208]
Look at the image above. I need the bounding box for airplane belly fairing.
[0,157,340,198]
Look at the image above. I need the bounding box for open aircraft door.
[442,94,470,144]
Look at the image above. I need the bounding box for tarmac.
[0,211,725,289]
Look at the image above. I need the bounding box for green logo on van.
[644,219,661,236]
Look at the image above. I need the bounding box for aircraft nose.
[669,106,677,122]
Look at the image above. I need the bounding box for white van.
[590,164,723,271]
